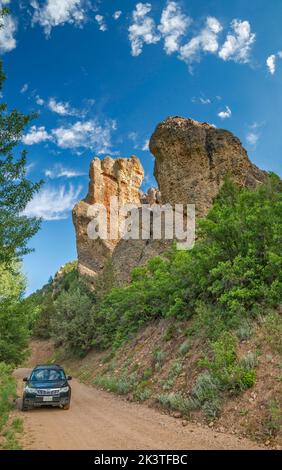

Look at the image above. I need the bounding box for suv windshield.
[30,369,66,382]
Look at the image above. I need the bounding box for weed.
[235,322,253,341]
[178,340,190,356]
[264,399,282,436]
[156,392,192,415]
[264,312,282,353]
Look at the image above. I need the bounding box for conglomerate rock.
[150,116,266,217]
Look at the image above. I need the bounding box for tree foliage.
[0,59,42,266]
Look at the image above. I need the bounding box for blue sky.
[0,0,281,294]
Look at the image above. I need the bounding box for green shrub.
[93,372,138,395]
[156,392,192,414]
[235,322,253,341]
[264,399,282,436]
[153,349,166,369]
[178,340,190,356]
[263,311,282,353]
[190,372,221,418]
[0,363,16,432]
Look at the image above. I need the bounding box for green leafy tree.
[0,263,38,365]
[0,52,42,265]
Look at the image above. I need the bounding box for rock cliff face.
[150,117,266,217]
[72,156,144,278]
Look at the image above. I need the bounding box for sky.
[0,0,281,295]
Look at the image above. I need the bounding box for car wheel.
[63,403,70,410]
[21,400,29,412]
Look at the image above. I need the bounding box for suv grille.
[35,388,60,396]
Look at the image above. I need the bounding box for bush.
[93,372,138,395]
[156,392,192,414]
[178,340,190,356]
[263,311,282,353]
[199,332,257,394]
[190,372,221,418]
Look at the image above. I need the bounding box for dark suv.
[22,364,72,411]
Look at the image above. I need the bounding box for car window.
[30,369,66,381]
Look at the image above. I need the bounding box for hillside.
[31,167,282,448]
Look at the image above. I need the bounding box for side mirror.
[67,375,72,381]
[23,377,28,382]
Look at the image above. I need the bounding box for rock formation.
[150,116,266,217]
[72,156,144,278]
[73,116,267,284]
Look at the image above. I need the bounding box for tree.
[0,262,37,365]
[0,12,42,265]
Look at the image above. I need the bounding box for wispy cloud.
[192,96,211,105]
[246,122,264,148]
[246,132,259,147]
[44,164,86,179]
[22,125,52,145]
[23,184,82,220]
[218,106,232,119]
[48,97,81,116]
[22,117,116,154]
[20,83,29,94]
[128,131,149,151]
[52,119,116,154]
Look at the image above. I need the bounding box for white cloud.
[36,95,45,106]
[44,164,86,179]
[219,19,255,63]
[179,16,222,65]
[48,97,79,116]
[158,1,191,55]
[218,106,232,119]
[113,10,122,20]
[23,184,82,220]
[22,125,52,145]
[20,83,29,93]
[95,14,107,32]
[31,0,87,36]
[266,54,276,75]
[0,10,17,54]
[52,119,116,153]
[246,132,259,147]
[266,51,282,75]
[142,139,149,151]
[128,2,160,56]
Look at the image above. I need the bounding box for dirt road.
[14,368,263,450]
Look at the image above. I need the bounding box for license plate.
[43,396,53,402]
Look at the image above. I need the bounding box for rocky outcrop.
[150,116,266,217]
[73,116,267,284]
[72,156,144,278]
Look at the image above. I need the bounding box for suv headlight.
[25,386,37,394]
[60,386,69,393]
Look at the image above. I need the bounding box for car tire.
[63,403,70,410]
[21,400,29,412]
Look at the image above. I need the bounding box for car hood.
[27,380,68,389]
